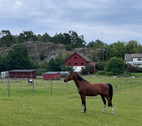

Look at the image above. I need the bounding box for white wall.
[1,71,9,78]
[73,66,85,72]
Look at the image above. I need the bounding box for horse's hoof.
[81,111,86,113]
[81,111,84,113]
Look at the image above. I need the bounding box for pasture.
[0,76,142,126]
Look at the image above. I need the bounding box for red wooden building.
[43,72,60,80]
[9,70,37,78]
[65,52,96,73]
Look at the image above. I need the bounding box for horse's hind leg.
[100,95,107,114]
[106,97,114,115]
[80,95,86,113]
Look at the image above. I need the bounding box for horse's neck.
[73,78,81,88]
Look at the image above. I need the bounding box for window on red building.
[68,63,71,66]
[74,57,77,60]
[75,63,77,65]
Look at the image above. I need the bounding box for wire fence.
[0,76,142,97]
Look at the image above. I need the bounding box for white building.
[1,71,9,78]
[125,54,142,68]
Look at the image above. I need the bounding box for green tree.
[17,31,37,42]
[87,39,107,49]
[47,53,73,72]
[87,40,108,61]
[42,33,52,42]
[106,57,125,75]
[0,30,15,47]
[125,40,139,53]
[5,44,33,70]
[47,58,58,71]
[96,62,106,70]
[40,52,45,60]
[107,41,125,59]
[52,33,64,44]
[69,31,86,47]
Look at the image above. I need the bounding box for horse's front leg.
[80,95,86,113]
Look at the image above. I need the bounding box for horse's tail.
[107,83,113,101]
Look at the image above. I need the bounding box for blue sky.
[0,0,142,44]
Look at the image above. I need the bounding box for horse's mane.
[76,74,85,81]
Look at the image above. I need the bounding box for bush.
[85,63,96,74]
[126,64,142,73]
[96,62,106,70]
[81,68,88,75]
[97,70,105,75]
[126,64,138,73]
[106,57,125,75]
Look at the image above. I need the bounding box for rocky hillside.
[0,41,93,63]
[23,41,68,63]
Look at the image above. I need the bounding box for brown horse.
[64,72,114,114]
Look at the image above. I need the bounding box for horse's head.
[64,72,75,82]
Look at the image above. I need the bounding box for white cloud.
[0,0,142,44]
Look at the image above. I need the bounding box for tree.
[5,44,33,70]
[40,52,45,60]
[17,31,37,42]
[87,40,108,61]
[107,41,125,59]
[96,62,106,70]
[52,33,64,44]
[47,58,58,71]
[87,39,107,49]
[69,31,86,47]
[0,30,15,47]
[106,57,125,75]
[125,40,139,53]
[42,33,52,42]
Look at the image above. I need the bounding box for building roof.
[65,52,92,62]
[43,72,60,74]
[77,52,92,62]
[125,54,142,61]
[9,69,36,72]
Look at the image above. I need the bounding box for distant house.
[43,72,60,80]
[65,52,96,73]
[9,69,37,78]
[1,71,9,78]
[125,54,142,68]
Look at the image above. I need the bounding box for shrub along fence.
[0,76,142,97]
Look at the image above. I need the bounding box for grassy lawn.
[0,77,141,126]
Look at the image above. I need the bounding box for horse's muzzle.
[64,79,67,83]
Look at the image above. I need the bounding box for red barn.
[65,52,95,73]
[43,72,60,80]
[9,70,37,78]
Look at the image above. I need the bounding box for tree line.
[1,30,142,60]
[0,30,86,49]
[0,30,142,75]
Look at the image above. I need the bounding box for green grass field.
[0,77,142,126]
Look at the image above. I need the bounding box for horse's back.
[84,83,109,96]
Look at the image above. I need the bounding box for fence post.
[32,79,34,96]
[8,78,10,97]
[125,79,127,89]
[20,79,22,87]
[51,80,53,96]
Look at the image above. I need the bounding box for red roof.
[65,52,92,63]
